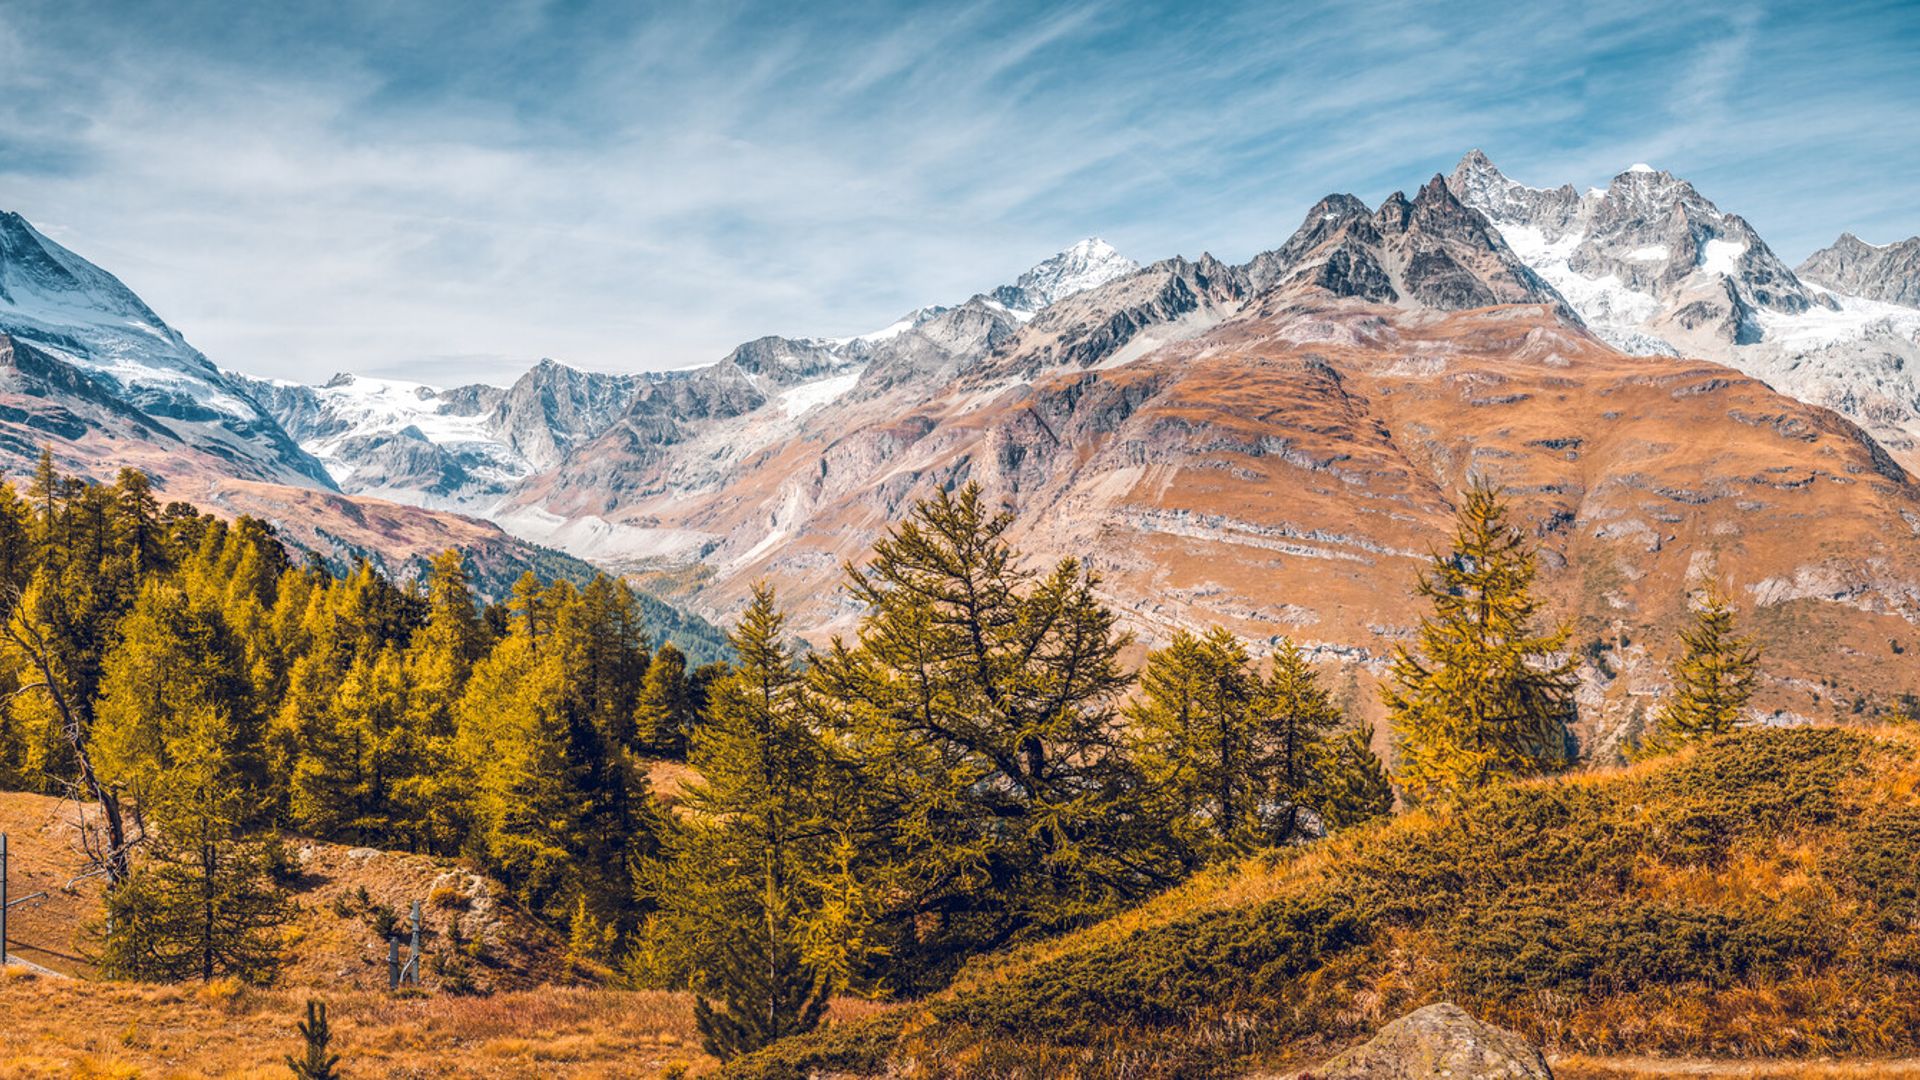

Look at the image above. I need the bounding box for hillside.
[733,726,1920,1079]
[0,791,567,993]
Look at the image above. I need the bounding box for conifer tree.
[1128,628,1260,862]
[285,999,344,1080]
[634,642,695,757]
[456,627,585,919]
[98,698,288,983]
[692,888,830,1062]
[1262,637,1345,842]
[1636,587,1761,757]
[810,484,1169,984]
[644,586,836,1056]
[398,551,487,852]
[1312,721,1395,830]
[1384,480,1575,803]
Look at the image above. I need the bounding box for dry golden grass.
[1556,1056,1920,1078]
[0,967,893,1078]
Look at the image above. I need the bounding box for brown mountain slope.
[571,294,1920,757]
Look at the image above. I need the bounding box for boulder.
[1294,1002,1551,1079]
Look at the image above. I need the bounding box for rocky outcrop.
[1799,232,1920,308]
[1258,174,1579,322]
[1286,1002,1552,1079]
[488,358,642,470]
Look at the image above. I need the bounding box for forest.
[0,455,1768,1063]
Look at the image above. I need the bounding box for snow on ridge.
[776,368,864,418]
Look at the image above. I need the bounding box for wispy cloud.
[0,0,1914,383]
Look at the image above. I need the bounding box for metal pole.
[2,833,9,970]
[408,900,422,985]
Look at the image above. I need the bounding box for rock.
[1293,1002,1551,1079]
[345,847,381,862]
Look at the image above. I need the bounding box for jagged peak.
[1457,147,1500,173]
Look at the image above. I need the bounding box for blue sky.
[1,0,1915,383]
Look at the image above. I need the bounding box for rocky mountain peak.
[1799,231,1920,308]
[1452,153,1838,353]
[990,237,1140,314]
[1253,175,1574,320]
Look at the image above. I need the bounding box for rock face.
[1293,1002,1552,1079]
[1448,151,1920,467]
[1799,233,1920,308]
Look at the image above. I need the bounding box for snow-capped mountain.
[989,237,1140,316]
[1799,233,1920,309]
[251,239,1140,513]
[235,359,655,510]
[0,211,331,487]
[1448,151,1920,463]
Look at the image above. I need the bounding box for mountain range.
[4,154,1918,754]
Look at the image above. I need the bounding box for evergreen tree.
[634,642,695,757]
[1261,637,1345,843]
[642,586,837,1054]
[455,629,585,919]
[692,887,830,1062]
[1312,721,1395,830]
[97,699,288,983]
[285,999,344,1080]
[1384,480,1575,803]
[1128,628,1260,863]
[810,484,1169,985]
[398,551,487,852]
[1130,631,1362,863]
[1636,587,1761,757]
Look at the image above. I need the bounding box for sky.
[1,0,1916,384]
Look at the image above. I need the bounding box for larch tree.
[809,483,1172,987]
[1384,480,1575,803]
[634,642,696,757]
[646,585,835,1060]
[1313,720,1395,830]
[95,584,286,983]
[1129,628,1258,863]
[1635,586,1761,757]
[1261,637,1347,842]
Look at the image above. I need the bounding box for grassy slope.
[733,726,1920,1079]
[0,791,567,993]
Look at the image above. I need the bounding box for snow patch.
[1701,239,1747,277]
[775,368,863,418]
[1627,245,1670,261]
[1627,163,1656,174]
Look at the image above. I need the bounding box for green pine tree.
[642,586,838,1056]
[1312,721,1394,830]
[285,999,344,1079]
[1635,586,1761,757]
[1384,480,1575,803]
[634,642,695,757]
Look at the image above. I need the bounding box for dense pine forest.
[0,455,1796,1064]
